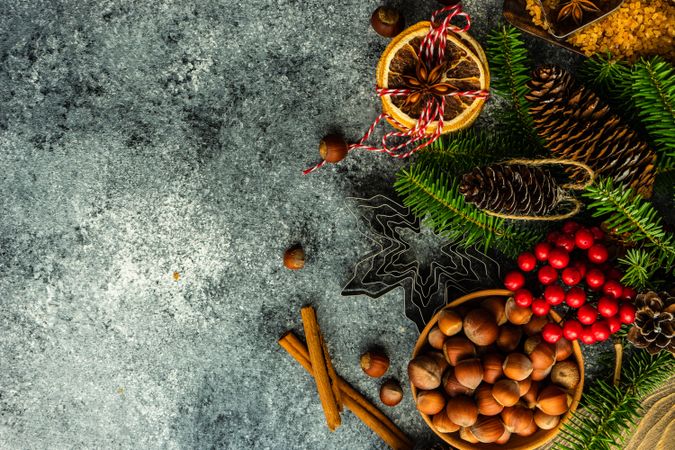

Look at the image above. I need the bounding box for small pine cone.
[627,291,675,355]
[459,163,562,216]
[526,65,656,197]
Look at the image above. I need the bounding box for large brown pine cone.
[526,65,656,197]
[627,291,675,354]
[459,162,562,216]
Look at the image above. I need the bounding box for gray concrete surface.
[0,1,584,448]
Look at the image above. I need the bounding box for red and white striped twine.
[303,3,489,175]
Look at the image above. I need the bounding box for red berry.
[588,244,609,264]
[556,234,576,252]
[538,265,558,285]
[607,315,622,333]
[619,303,636,324]
[547,231,561,243]
[532,298,551,316]
[514,289,534,308]
[578,304,598,325]
[574,228,594,250]
[534,242,551,261]
[602,280,623,299]
[590,226,605,240]
[517,252,537,272]
[542,323,563,343]
[565,287,587,308]
[580,327,596,345]
[591,321,611,341]
[561,267,582,286]
[544,285,565,305]
[563,320,583,340]
[548,248,570,269]
[562,221,581,234]
[597,296,619,317]
[571,260,587,278]
[586,268,606,289]
[504,271,526,291]
[621,286,637,301]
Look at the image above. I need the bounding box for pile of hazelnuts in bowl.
[408,291,583,448]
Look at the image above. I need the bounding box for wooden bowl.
[411,289,585,450]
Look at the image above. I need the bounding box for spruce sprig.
[631,56,675,158]
[618,248,657,290]
[580,54,633,112]
[486,25,542,149]
[554,351,675,450]
[394,160,540,257]
[583,178,675,274]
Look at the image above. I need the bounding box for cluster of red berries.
[503,221,637,346]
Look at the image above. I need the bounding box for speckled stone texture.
[0,1,587,449]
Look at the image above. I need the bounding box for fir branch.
[618,248,657,290]
[486,25,542,149]
[394,161,540,257]
[580,54,634,112]
[631,57,675,161]
[554,351,675,450]
[583,178,675,268]
[417,129,512,173]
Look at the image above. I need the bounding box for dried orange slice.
[376,21,490,135]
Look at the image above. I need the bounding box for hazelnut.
[442,368,474,397]
[516,417,539,437]
[319,134,348,163]
[481,353,504,384]
[529,342,557,371]
[496,325,522,352]
[481,296,507,325]
[518,376,532,396]
[470,416,506,443]
[408,354,443,390]
[554,337,574,361]
[522,380,540,408]
[531,366,553,381]
[370,6,405,38]
[522,315,549,335]
[442,336,476,366]
[432,411,460,433]
[505,297,533,325]
[496,428,512,444]
[454,358,483,390]
[446,395,478,427]
[463,308,499,346]
[551,360,581,390]
[427,326,446,350]
[537,385,570,415]
[437,309,462,336]
[360,350,389,378]
[460,426,480,444]
[379,379,403,406]
[416,389,446,415]
[283,244,305,270]
[428,351,449,374]
[534,409,560,430]
[501,406,534,434]
[492,379,520,407]
[475,385,504,416]
[503,353,533,381]
[524,335,543,354]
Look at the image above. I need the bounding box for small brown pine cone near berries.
[627,291,675,355]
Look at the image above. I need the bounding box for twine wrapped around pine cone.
[627,291,675,355]
[526,65,656,197]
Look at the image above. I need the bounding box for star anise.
[401,55,455,110]
[557,0,600,24]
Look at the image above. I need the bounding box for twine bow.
[304,4,490,175]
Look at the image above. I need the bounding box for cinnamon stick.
[321,334,343,412]
[278,332,413,450]
[300,306,341,431]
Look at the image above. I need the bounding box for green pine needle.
[618,248,657,289]
[580,54,633,111]
[631,56,675,161]
[394,160,540,257]
[553,351,675,450]
[583,178,675,270]
[486,25,543,150]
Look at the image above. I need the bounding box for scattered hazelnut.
[446,395,478,427]
[370,6,405,38]
[379,379,403,406]
[319,134,348,163]
[283,244,305,270]
[463,308,499,346]
[437,309,462,336]
[408,354,443,390]
[470,415,506,443]
[360,350,389,378]
[416,389,446,415]
[551,360,580,390]
[503,353,533,381]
